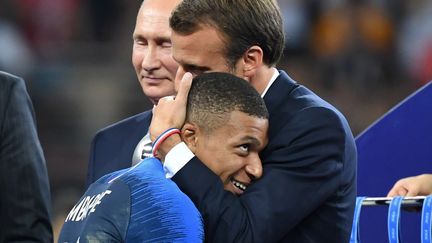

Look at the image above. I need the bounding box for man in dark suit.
[148,0,357,242]
[0,71,53,241]
[86,0,181,184]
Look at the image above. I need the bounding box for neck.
[249,66,276,95]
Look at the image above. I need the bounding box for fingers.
[387,190,396,197]
[387,180,408,197]
[387,186,401,197]
[387,187,408,197]
[160,95,175,101]
[150,72,192,141]
[387,177,420,197]
[175,72,193,106]
[157,72,192,105]
[405,188,420,197]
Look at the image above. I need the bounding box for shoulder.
[0,71,26,109]
[93,110,152,141]
[124,159,203,242]
[0,71,23,88]
[0,71,35,133]
[278,71,338,112]
[97,110,152,134]
[61,178,131,241]
[267,71,355,153]
[270,71,351,132]
[268,71,329,113]
[120,158,197,212]
[118,158,165,184]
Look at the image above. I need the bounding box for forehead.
[209,110,268,146]
[140,0,180,15]
[134,0,179,36]
[171,26,229,70]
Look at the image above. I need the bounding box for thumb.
[175,72,193,105]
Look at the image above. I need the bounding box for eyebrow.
[132,34,171,43]
[171,55,207,70]
[240,136,263,148]
[155,36,171,43]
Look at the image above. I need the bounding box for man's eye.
[134,39,148,46]
[161,42,172,48]
[239,144,249,153]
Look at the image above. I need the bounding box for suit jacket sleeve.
[173,106,351,242]
[0,73,53,242]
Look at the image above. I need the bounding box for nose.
[141,45,161,72]
[245,153,263,180]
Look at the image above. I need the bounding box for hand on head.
[149,72,193,159]
[387,174,432,197]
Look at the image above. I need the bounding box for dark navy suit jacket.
[174,71,357,242]
[87,71,357,243]
[0,71,52,242]
[87,110,152,185]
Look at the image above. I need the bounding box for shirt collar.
[261,68,279,98]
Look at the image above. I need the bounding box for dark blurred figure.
[0,71,52,242]
[13,0,80,60]
[397,0,432,87]
[86,0,124,42]
[310,0,398,91]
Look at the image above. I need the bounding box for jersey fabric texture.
[59,157,203,242]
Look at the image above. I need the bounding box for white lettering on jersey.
[65,190,112,222]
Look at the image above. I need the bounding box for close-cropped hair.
[170,0,285,69]
[186,72,268,133]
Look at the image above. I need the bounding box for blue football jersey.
[58,157,203,242]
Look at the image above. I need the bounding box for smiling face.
[132,0,180,105]
[184,110,268,195]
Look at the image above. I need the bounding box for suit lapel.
[263,71,297,115]
[261,71,298,158]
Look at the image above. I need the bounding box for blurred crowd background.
[1,0,431,239]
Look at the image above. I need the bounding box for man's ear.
[240,45,264,78]
[181,123,199,153]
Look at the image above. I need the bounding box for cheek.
[224,156,247,175]
[213,154,241,177]
[162,54,179,74]
[195,142,223,174]
[228,156,244,170]
[132,50,143,70]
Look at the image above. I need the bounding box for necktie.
[131,133,152,165]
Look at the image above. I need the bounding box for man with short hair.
[59,72,269,242]
[86,0,181,184]
[149,0,357,242]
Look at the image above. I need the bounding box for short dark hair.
[187,72,268,133]
[170,0,285,69]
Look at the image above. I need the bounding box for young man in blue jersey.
[58,72,269,242]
